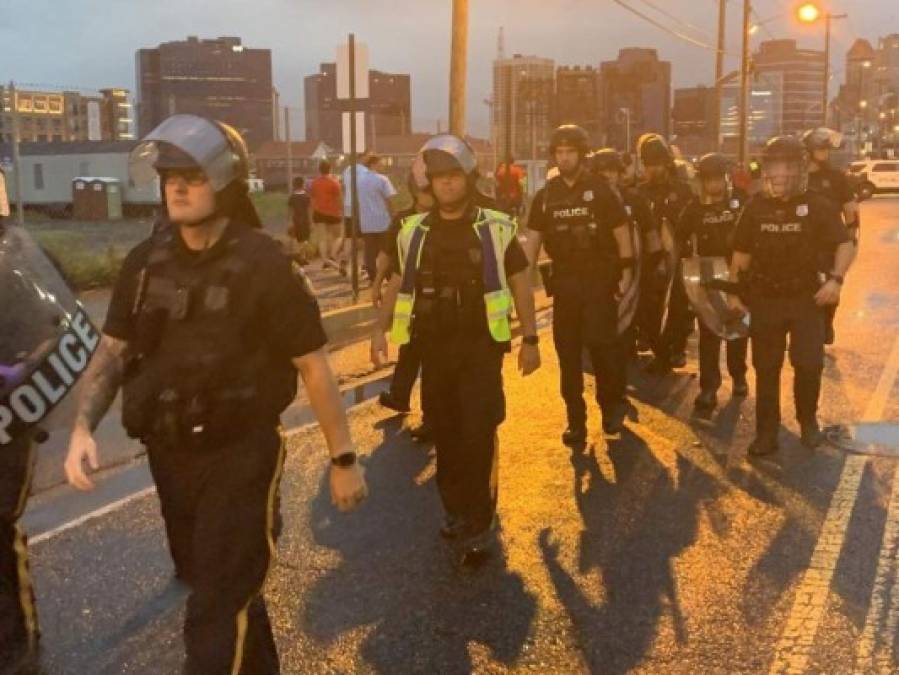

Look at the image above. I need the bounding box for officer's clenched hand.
[330,463,368,512]
[727,294,749,318]
[518,343,541,376]
[65,426,100,491]
[371,331,389,368]
[814,279,842,307]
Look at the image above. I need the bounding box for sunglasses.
[160,168,209,186]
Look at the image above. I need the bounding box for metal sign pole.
[349,33,361,303]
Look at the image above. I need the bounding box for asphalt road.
[20,196,899,674]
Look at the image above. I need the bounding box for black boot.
[748,431,779,457]
[379,391,410,414]
[800,420,824,449]
[602,405,627,435]
[562,425,587,447]
[692,390,717,424]
[439,515,467,540]
[732,377,749,397]
[670,352,688,369]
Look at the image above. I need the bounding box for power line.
[636,0,716,41]
[609,0,721,52]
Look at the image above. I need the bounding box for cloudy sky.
[2,0,896,138]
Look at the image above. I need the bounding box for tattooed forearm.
[74,335,127,432]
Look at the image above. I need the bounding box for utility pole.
[449,0,468,136]
[9,81,25,227]
[715,0,727,151]
[284,106,293,191]
[348,33,361,301]
[738,0,751,167]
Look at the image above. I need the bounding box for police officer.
[372,134,539,565]
[803,127,861,345]
[729,136,854,456]
[64,114,368,674]
[637,133,696,372]
[524,126,635,445]
[2,211,102,670]
[679,153,749,421]
[592,147,662,354]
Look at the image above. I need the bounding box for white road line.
[854,469,899,674]
[769,332,899,675]
[852,332,899,674]
[30,486,158,546]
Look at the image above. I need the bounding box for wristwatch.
[330,451,357,468]
[826,272,844,285]
[523,335,539,346]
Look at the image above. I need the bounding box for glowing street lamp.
[797,3,821,24]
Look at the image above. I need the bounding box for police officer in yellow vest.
[372,135,540,565]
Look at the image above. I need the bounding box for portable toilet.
[73,177,123,221]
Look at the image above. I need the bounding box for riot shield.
[0,225,100,446]
[657,216,680,333]
[681,255,750,340]
[617,216,642,335]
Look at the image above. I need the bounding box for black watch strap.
[523,335,539,346]
[331,452,357,468]
[826,272,844,285]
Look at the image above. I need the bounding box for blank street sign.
[342,112,366,155]
[337,41,370,100]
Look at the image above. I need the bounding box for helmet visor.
[129,114,238,191]
[763,159,805,199]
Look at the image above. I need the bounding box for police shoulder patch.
[796,204,809,217]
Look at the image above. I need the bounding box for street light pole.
[449,0,468,136]
[715,0,727,151]
[822,13,848,127]
[738,0,751,166]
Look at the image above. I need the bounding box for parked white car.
[849,160,899,200]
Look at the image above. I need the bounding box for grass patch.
[33,231,124,290]
[252,191,289,227]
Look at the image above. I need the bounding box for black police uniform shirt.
[732,193,849,290]
[389,206,528,344]
[638,177,694,235]
[807,167,855,209]
[620,187,658,239]
[104,221,327,364]
[678,195,744,258]
[528,173,628,275]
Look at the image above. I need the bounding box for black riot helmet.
[801,127,842,153]
[637,133,674,167]
[697,153,729,179]
[761,135,808,199]
[592,148,625,173]
[549,124,590,158]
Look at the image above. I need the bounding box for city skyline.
[2,0,895,139]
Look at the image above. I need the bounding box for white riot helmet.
[129,114,249,192]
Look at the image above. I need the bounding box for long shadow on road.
[540,428,720,674]
[300,417,537,673]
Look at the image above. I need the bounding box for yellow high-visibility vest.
[390,208,516,345]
